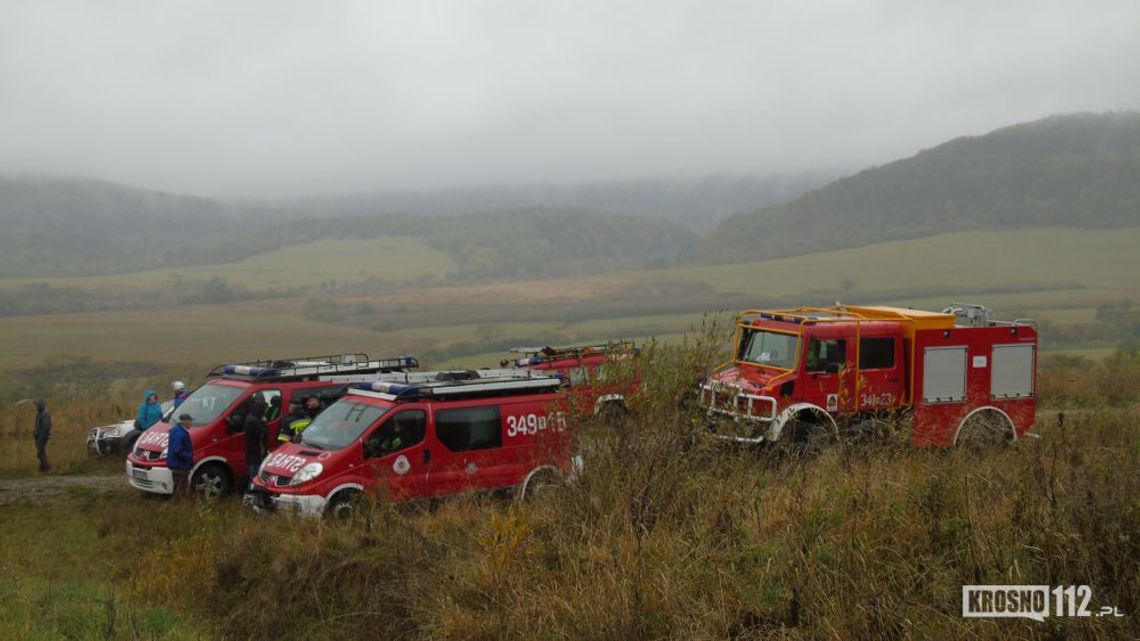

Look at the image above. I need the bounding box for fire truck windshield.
[178,384,245,427]
[299,399,390,451]
[737,329,798,369]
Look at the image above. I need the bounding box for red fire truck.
[503,341,641,417]
[700,304,1038,448]
[248,369,575,518]
[126,353,418,498]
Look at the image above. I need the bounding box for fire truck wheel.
[326,490,364,520]
[956,411,1014,450]
[596,402,628,427]
[192,464,231,500]
[785,419,834,455]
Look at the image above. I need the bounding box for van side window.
[259,389,282,422]
[806,339,847,373]
[859,338,895,369]
[435,406,502,452]
[364,410,426,458]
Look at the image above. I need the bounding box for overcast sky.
[2,0,1138,197]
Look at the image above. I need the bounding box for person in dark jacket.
[33,399,51,472]
[136,389,164,431]
[168,413,194,499]
[279,399,309,444]
[304,394,324,420]
[242,399,269,491]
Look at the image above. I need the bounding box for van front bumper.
[126,460,173,495]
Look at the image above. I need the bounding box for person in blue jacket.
[135,389,164,431]
[168,413,194,498]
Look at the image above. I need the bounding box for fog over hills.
[3,112,1138,278]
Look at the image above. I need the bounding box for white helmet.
[171,380,186,391]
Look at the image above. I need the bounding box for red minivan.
[126,354,418,498]
[249,371,576,518]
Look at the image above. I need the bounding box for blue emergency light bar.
[210,354,419,380]
[350,374,561,400]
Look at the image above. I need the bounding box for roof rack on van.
[207,354,419,381]
[347,370,561,401]
[506,341,638,366]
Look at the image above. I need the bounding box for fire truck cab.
[249,369,575,518]
[701,304,1038,447]
[125,353,418,498]
[503,341,640,417]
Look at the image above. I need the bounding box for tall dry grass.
[114,343,1138,640]
[4,342,1138,640]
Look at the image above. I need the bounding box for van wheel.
[192,464,231,500]
[326,490,364,520]
[520,468,561,502]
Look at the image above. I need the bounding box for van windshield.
[178,384,246,428]
[299,399,390,451]
[737,329,798,369]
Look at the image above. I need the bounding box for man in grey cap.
[168,413,194,499]
[33,399,51,472]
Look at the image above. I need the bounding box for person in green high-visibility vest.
[279,399,311,444]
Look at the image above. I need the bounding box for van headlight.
[159,447,168,460]
[291,463,323,485]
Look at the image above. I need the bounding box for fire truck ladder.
[507,341,638,366]
[207,353,419,381]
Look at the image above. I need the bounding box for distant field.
[0,227,1133,375]
[629,227,1140,299]
[0,235,454,291]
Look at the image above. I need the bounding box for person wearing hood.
[242,398,269,491]
[33,399,51,472]
[135,389,164,431]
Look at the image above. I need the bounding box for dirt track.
[0,474,130,506]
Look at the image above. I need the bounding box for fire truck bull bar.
[697,378,779,437]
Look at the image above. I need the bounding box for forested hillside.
[697,112,1140,262]
[0,176,695,280]
[0,176,286,276]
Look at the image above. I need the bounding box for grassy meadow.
[0,235,455,292]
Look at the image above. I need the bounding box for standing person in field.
[33,399,51,472]
[171,381,190,409]
[135,389,164,431]
[242,399,269,491]
[168,413,194,499]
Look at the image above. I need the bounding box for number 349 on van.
[506,412,566,437]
